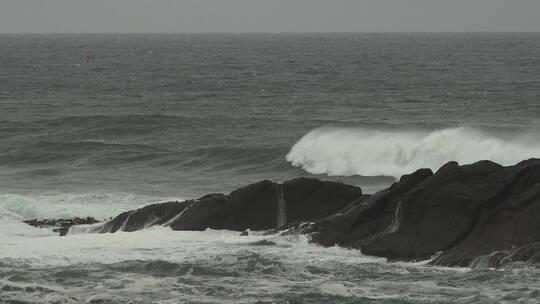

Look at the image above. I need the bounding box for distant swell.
[286,126,540,178]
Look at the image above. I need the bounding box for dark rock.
[169,194,227,231]
[308,158,540,267]
[356,161,507,261]
[23,217,100,236]
[283,177,363,224]
[247,239,277,246]
[225,180,281,231]
[430,159,540,267]
[30,159,540,268]
[67,178,363,235]
[309,168,433,248]
[98,201,190,233]
[97,211,130,234]
[240,230,249,236]
[465,242,540,268]
[168,178,363,232]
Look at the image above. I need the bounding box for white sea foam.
[286,126,540,178]
[0,192,179,222]
[0,223,381,267]
[0,189,381,267]
[0,192,536,304]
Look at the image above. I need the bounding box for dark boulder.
[170,178,364,232]
[23,159,540,268]
[98,201,190,233]
[283,177,363,224]
[169,194,227,231]
[355,160,508,261]
[308,158,540,267]
[430,159,540,267]
[225,180,281,231]
[309,167,433,248]
[23,217,100,236]
[68,178,363,234]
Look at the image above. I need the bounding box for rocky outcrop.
[428,159,540,267]
[24,159,540,268]
[62,178,363,234]
[223,180,281,231]
[23,217,100,236]
[96,201,190,233]
[169,178,363,232]
[307,159,540,268]
[169,194,227,231]
[283,178,365,224]
[308,167,433,249]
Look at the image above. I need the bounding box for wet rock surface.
[23,159,540,268]
[23,217,100,236]
[29,178,362,236]
[308,159,540,267]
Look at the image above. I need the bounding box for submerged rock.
[23,217,100,236]
[246,239,277,246]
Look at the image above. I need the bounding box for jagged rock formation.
[428,159,540,267]
[307,159,540,268]
[96,201,190,233]
[82,178,363,234]
[24,159,540,268]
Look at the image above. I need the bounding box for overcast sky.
[1,0,540,33]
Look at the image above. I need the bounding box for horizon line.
[1,31,540,35]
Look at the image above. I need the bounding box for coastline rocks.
[351,160,507,261]
[429,159,540,267]
[97,201,190,233]
[23,159,540,268]
[224,180,281,231]
[308,158,540,268]
[283,178,364,224]
[23,217,100,236]
[64,178,363,234]
[309,167,433,249]
[172,178,363,231]
[169,194,228,231]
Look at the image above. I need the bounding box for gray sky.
[1,0,540,33]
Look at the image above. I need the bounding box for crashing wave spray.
[286,126,540,178]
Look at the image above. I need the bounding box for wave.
[0,192,178,222]
[286,126,540,178]
[0,140,169,165]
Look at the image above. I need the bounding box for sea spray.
[287,126,540,178]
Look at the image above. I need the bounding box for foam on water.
[0,191,538,303]
[287,126,540,178]
[0,192,179,222]
[2,223,539,303]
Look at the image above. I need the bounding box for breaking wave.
[286,126,540,178]
[0,192,178,222]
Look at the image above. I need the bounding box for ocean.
[1,33,540,303]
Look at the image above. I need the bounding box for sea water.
[1,33,540,303]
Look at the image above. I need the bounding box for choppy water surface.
[2,225,540,304]
[2,33,540,196]
[1,33,540,303]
